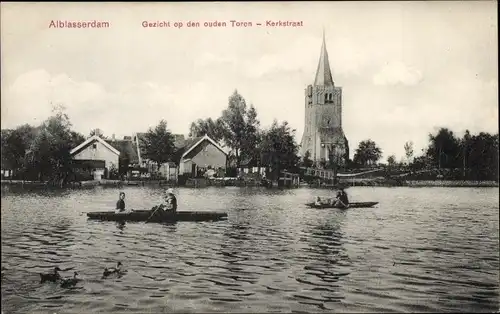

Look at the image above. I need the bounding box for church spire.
[314,30,334,86]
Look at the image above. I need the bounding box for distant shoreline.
[1,179,498,189]
[312,179,499,188]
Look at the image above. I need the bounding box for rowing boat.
[305,201,378,209]
[86,210,228,222]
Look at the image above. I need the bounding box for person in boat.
[155,188,177,214]
[330,191,342,206]
[333,188,349,208]
[115,192,132,214]
[163,188,177,213]
[314,196,322,206]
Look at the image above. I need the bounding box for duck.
[102,262,123,278]
[40,266,62,283]
[60,272,80,288]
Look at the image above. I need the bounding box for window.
[92,143,97,149]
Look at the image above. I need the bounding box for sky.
[1,1,498,160]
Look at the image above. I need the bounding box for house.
[174,134,227,178]
[70,135,120,180]
[238,157,267,178]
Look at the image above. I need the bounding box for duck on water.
[102,262,125,278]
[39,267,62,283]
[60,272,81,288]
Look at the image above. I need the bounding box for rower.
[153,188,178,217]
[333,187,349,208]
[340,188,349,207]
[163,188,177,213]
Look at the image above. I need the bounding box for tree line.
[403,128,498,181]
[1,105,86,184]
[2,94,498,183]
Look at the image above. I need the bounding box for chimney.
[112,134,115,141]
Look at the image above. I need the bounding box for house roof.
[181,134,227,159]
[106,139,139,164]
[173,136,203,162]
[70,135,120,156]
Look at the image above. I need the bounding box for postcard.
[1,2,498,314]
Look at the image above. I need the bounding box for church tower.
[300,32,349,167]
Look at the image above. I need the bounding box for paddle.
[145,205,163,223]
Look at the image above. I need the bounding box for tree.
[219,90,260,167]
[425,128,461,169]
[404,141,414,164]
[240,104,261,163]
[1,124,37,178]
[301,150,313,168]
[139,120,176,172]
[387,154,396,167]
[71,131,86,147]
[467,132,498,181]
[259,120,300,180]
[89,128,107,139]
[188,118,225,143]
[28,105,80,184]
[353,139,382,166]
[461,129,472,177]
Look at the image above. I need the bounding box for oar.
[145,205,162,223]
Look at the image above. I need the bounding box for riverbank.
[309,179,499,188]
[2,178,498,190]
[0,179,177,189]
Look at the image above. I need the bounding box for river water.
[1,186,499,313]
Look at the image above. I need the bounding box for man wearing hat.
[162,188,177,213]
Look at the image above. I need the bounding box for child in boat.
[314,197,322,206]
[115,192,132,214]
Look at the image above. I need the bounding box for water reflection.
[115,222,126,231]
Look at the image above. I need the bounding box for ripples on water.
[1,186,499,313]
